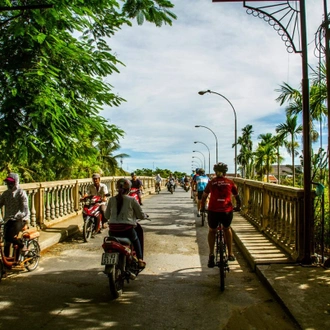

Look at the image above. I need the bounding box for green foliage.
[133,167,187,179]
[0,1,176,182]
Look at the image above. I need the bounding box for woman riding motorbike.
[105,178,147,269]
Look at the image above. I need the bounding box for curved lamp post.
[192,156,203,168]
[198,90,237,177]
[194,141,211,175]
[193,150,206,170]
[195,125,218,163]
[192,161,201,170]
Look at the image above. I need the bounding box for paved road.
[0,187,298,329]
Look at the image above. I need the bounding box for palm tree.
[237,125,254,178]
[255,133,277,182]
[276,114,302,186]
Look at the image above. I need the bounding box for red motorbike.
[80,194,110,242]
[0,219,41,281]
[101,220,148,299]
[129,188,141,204]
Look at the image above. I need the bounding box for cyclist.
[105,178,147,269]
[194,168,209,217]
[0,173,30,257]
[155,174,162,192]
[201,162,241,267]
[191,168,199,202]
[130,172,144,205]
[85,173,109,230]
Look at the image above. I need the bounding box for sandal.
[228,255,236,261]
[138,260,146,269]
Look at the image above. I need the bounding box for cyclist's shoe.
[208,255,215,268]
[197,212,201,217]
[228,255,236,261]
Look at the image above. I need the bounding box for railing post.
[74,180,80,212]
[111,178,116,196]
[295,192,305,261]
[36,186,45,228]
[262,185,270,230]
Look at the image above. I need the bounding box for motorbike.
[0,219,41,281]
[129,188,142,204]
[183,181,190,192]
[101,220,148,299]
[80,193,110,242]
[167,181,175,194]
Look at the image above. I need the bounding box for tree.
[0,1,176,181]
[237,124,254,178]
[255,133,277,182]
[276,114,302,186]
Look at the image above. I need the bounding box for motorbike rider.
[194,168,209,217]
[0,173,30,257]
[201,162,241,267]
[105,178,147,269]
[155,173,162,192]
[84,173,109,230]
[130,172,143,205]
[166,173,176,191]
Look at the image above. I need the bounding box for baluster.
[59,186,64,217]
[63,185,68,216]
[45,187,51,221]
[29,190,37,227]
[55,187,60,218]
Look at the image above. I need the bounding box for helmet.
[198,168,205,175]
[116,178,132,194]
[195,168,199,172]
[213,162,228,174]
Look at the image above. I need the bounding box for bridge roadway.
[33,186,330,329]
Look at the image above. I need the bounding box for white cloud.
[102,0,325,174]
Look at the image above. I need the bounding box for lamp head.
[195,125,200,128]
[198,90,209,95]
[194,141,197,144]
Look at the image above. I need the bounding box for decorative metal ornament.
[243,1,301,53]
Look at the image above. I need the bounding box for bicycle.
[155,182,161,194]
[0,219,41,281]
[214,207,240,291]
[215,223,230,292]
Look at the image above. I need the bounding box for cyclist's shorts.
[207,210,233,229]
[197,191,204,200]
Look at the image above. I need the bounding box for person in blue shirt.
[194,168,209,217]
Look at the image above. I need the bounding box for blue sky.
[102,0,326,174]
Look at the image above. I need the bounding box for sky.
[102,0,327,175]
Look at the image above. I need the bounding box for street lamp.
[193,150,206,170]
[192,161,200,170]
[192,156,203,168]
[194,141,211,175]
[199,90,237,177]
[195,125,219,163]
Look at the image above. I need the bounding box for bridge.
[0,175,312,264]
[0,177,329,329]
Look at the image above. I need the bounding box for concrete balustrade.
[1,175,311,262]
[233,177,309,261]
[0,176,161,229]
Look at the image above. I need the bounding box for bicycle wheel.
[216,230,225,291]
[25,240,41,271]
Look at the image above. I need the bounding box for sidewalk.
[36,192,330,330]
